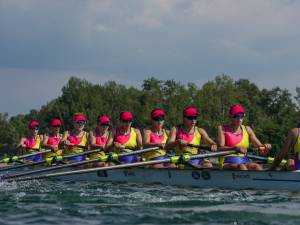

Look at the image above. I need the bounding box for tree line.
[1,75,299,155]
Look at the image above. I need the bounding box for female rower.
[167,106,217,168]
[217,105,272,171]
[88,115,113,167]
[269,121,300,170]
[113,111,143,164]
[143,108,176,168]
[16,120,44,162]
[63,113,89,162]
[42,117,64,160]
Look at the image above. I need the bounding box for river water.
[0,179,300,225]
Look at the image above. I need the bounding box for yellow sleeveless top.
[28,136,41,153]
[175,127,201,155]
[143,129,168,160]
[219,125,249,166]
[294,129,300,158]
[113,128,138,153]
[65,131,88,155]
[44,134,63,158]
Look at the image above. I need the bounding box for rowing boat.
[2,148,298,191]
[51,167,300,191]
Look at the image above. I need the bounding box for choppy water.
[1,180,300,225]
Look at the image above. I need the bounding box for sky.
[1,0,300,115]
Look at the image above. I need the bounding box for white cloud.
[0,0,300,115]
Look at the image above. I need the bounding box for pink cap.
[120,111,133,121]
[50,118,62,126]
[183,106,199,117]
[28,120,39,128]
[229,105,245,115]
[151,108,166,118]
[98,115,110,123]
[74,114,87,122]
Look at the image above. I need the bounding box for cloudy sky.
[1,0,300,115]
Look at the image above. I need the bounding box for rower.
[88,115,113,167]
[63,113,89,162]
[167,106,217,168]
[143,108,176,168]
[42,117,64,161]
[112,111,143,163]
[270,120,300,170]
[217,105,272,171]
[16,120,44,162]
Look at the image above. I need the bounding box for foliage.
[0,75,299,155]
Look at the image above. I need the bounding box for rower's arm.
[104,132,114,152]
[247,126,272,154]
[143,129,153,148]
[16,138,27,155]
[39,134,44,145]
[88,130,99,149]
[16,138,26,148]
[270,130,294,170]
[42,134,54,150]
[199,128,217,151]
[217,125,230,151]
[61,131,72,146]
[166,127,177,150]
[247,126,264,147]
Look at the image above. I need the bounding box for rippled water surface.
[1,180,300,225]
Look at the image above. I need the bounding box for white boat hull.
[56,168,300,191]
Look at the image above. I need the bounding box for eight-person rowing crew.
[11,105,299,171]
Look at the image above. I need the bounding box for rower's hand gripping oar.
[1,147,160,180]
[0,148,103,172]
[0,149,52,164]
[8,149,238,182]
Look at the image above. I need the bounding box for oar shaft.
[0,160,46,172]
[247,154,287,165]
[0,149,103,172]
[1,149,52,163]
[12,150,236,181]
[2,147,159,179]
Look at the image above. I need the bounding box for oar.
[247,154,287,165]
[0,148,102,172]
[187,144,211,150]
[2,147,160,180]
[8,150,237,182]
[0,149,52,164]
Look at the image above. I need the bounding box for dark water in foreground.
[0,180,300,225]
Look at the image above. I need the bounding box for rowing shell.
[53,168,300,191]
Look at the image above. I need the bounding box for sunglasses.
[185,116,197,121]
[152,116,165,121]
[30,126,39,130]
[52,125,61,128]
[99,123,110,126]
[75,120,86,125]
[121,119,133,123]
[232,113,245,119]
